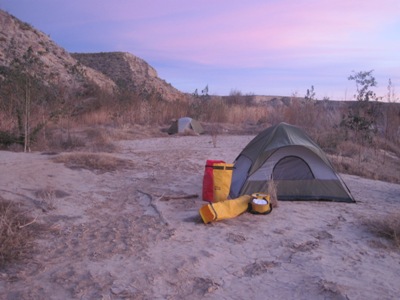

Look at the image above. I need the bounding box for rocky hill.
[72,52,184,101]
[0,10,115,94]
[0,9,184,102]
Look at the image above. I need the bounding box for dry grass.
[329,142,400,184]
[76,108,112,126]
[363,213,400,249]
[83,128,117,153]
[1,87,399,185]
[0,197,38,267]
[53,152,134,173]
[211,133,218,148]
[224,105,269,124]
[34,187,58,211]
[268,179,279,208]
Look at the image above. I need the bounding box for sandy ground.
[0,134,399,300]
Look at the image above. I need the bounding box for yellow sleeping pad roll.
[199,195,252,224]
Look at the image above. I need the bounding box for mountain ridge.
[0,9,184,102]
[71,52,184,101]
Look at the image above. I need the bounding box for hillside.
[0,9,184,102]
[0,10,115,94]
[72,52,184,101]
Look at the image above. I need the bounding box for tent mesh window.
[272,156,315,180]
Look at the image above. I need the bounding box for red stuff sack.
[202,160,225,202]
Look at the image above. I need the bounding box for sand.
[0,134,399,299]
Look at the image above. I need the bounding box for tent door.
[272,156,314,180]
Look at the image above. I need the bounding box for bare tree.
[348,70,377,102]
[341,70,380,164]
[0,47,62,151]
[305,85,316,101]
[342,70,378,144]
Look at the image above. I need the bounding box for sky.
[1,0,399,100]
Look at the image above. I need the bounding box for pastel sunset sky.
[1,0,399,100]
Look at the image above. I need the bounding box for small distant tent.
[168,117,204,135]
[230,122,355,202]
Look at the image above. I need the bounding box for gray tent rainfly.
[168,117,204,135]
[230,122,355,202]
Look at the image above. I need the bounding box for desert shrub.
[0,198,37,266]
[268,179,278,208]
[46,131,86,151]
[363,213,400,249]
[42,126,117,152]
[283,99,321,131]
[76,108,112,126]
[34,187,59,211]
[83,128,117,153]
[267,106,286,125]
[383,104,400,144]
[88,92,191,127]
[225,105,269,125]
[329,147,400,184]
[337,141,360,158]
[209,124,219,148]
[312,128,343,154]
[374,136,400,158]
[53,152,133,172]
[189,98,229,123]
[225,89,255,106]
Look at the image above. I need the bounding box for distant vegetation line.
[0,68,399,182]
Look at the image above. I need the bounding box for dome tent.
[167,117,204,135]
[230,123,355,202]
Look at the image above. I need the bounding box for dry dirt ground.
[0,134,399,300]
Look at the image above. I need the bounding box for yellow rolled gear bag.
[249,193,273,215]
[199,195,252,224]
[212,162,234,202]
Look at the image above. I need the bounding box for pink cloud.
[109,0,398,69]
[2,0,398,97]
